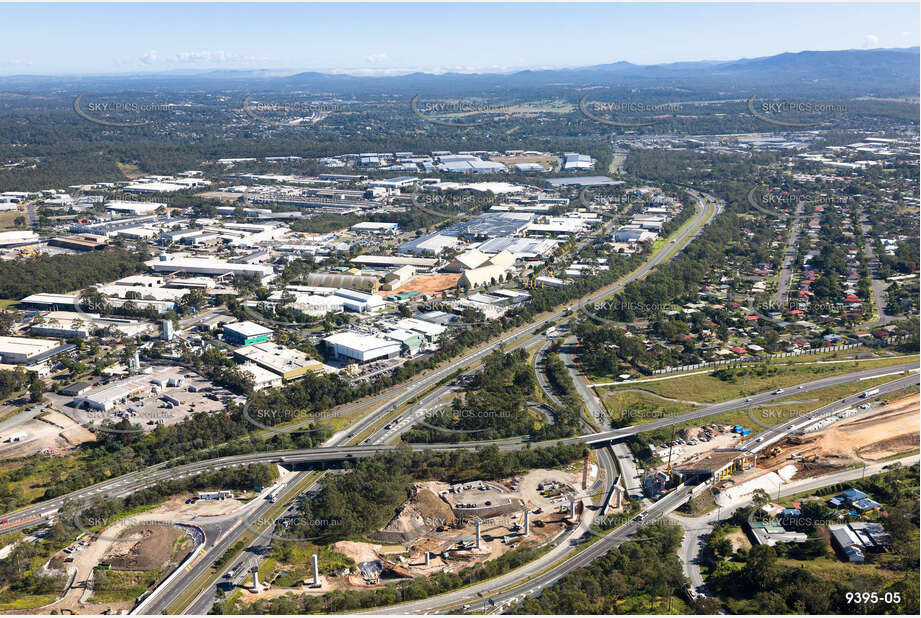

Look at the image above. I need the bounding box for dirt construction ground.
[0,409,96,458]
[38,496,243,614]
[757,393,920,473]
[103,524,189,571]
[389,274,461,297]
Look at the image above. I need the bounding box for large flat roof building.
[30,311,150,340]
[349,255,439,269]
[234,342,322,381]
[323,332,402,363]
[105,200,165,215]
[146,256,274,281]
[0,336,67,365]
[223,321,274,346]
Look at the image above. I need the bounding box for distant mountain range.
[2,47,918,97]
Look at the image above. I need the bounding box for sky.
[1,2,918,75]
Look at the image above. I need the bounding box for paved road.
[365,190,720,447]
[0,403,47,434]
[667,453,921,598]
[175,472,321,615]
[581,361,919,445]
[738,373,919,452]
[858,216,895,326]
[771,200,805,307]
[1,360,915,538]
[367,485,695,614]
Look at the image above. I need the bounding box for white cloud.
[863,34,880,48]
[365,53,389,65]
[137,50,259,67]
[139,50,160,65]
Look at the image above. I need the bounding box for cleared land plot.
[757,393,920,470]
[389,273,461,297]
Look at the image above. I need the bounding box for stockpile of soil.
[372,487,456,544]
[105,524,189,571]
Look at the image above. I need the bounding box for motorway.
[1,186,914,614]
[738,372,920,452]
[358,484,696,615]
[1,360,915,539]
[0,187,891,613]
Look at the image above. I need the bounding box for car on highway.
[774,389,784,394]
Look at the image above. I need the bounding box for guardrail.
[130,523,206,615]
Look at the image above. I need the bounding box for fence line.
[650,336,907,375]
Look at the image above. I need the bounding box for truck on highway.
[860,388,880,399]
[266,482,287,503]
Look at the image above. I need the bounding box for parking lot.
[70,367,233,431]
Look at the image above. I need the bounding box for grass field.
[115,161,144,179]
[602,390,696,424]
[0,210,26,231]
[775,554,904,586]
[90,568,163,603]
[598,354,917,404]
[0,592,58,611]
[631,375,899,441]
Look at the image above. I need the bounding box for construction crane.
[664,424,678,476]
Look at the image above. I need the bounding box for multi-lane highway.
[1,360,915,538]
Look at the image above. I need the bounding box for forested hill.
[0,248,149,299]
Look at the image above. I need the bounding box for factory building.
[146,256,275,283]
[350,221,399,234]
[105,200,165,216]
[323,332,402,363]
[614,227,658,243]
[381,265,416,291]
[305,273,380,293]
[381,329,423,356]
[48,234,109,251]
[223,321,274,346]
[0,336,69,365]
[234,342,323,381]
[445,249,491,272]
[393,318,447,342]
[238,362,284,391]
[459,264,512,289]
[29,311,149,340]
[72,373,161,411]
[349,255,439,270]
[562,153,593,170]
[399,233,464,256]
[0,230,40,247]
